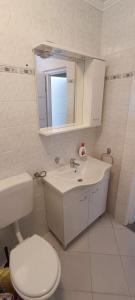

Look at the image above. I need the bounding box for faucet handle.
[70,158,80,168]
[70,158,76,163]
[70,158,75,168]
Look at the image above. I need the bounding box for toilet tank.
[0,173,33,229]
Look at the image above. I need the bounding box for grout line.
[120,255,135,299]
[59,248,123,255]
[112,222,131,297]
[59,287,131,297]
[48,219,135,297]
[120,254,135,258]
[0,122,38,130]
[92,291,132,298]
[0,99,36,102]
[89,252,94,294]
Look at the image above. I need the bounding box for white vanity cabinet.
[45,169,110,247]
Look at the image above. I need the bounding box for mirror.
[34,44,85,129]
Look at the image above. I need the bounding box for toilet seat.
[10,235,61,300]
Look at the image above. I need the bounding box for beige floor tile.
[53,289,92,300]
[121,256,135,296]
[45,230,89,253]
[91,254,129,295]
[89,227,118,254]
[67,231,89,253]
[111,218,124,229]
[59,252,91,291]
[114,228,135,256]
[91,213,113,229]
[93,294,131,300]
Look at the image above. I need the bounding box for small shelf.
[39,124,90,136]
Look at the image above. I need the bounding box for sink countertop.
[43,156,111,194]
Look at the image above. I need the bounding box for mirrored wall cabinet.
[34,42,105,136]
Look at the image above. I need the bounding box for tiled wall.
[0,0,102,262]
[94,0,135,222]
[116,61,135,223]
[94,49,134,215]
[101,0,135,56]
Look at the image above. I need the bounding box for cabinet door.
[63,188,89,245]
[99,170,110,212]
[90,60,105,126]
[45,184,64,243]
[88,171,110,224]
[83,59,105,127]
[88,183,101,224]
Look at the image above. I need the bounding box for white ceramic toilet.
[0,173,61,300]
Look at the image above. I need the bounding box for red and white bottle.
[78,143,87,160]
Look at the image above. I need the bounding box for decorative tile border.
[0,65,35,75]
[1,64,135,80]
[105,71,135,81]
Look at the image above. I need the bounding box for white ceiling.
[85,0,120,11]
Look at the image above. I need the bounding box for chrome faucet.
[70,158,80,169]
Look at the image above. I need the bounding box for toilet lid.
[10,235,59,298]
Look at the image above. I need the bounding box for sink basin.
[44,156,111,194]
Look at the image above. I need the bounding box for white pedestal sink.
[43,156,111,247]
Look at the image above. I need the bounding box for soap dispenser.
[78,143,87,160]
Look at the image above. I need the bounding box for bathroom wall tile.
[20,212,35,238]
[99,0,135,225]
[105,49,135,75]
[101,0,135,56]
[94,48,135,218]
[0,101,39,129]
[91,254,129,295]
[59,252,91,291]
[0,225,18,253]
[115,111,135,224]
[115,169,132,212]
[0,0,102,66]
[115,206,128,225]
[0,72,36,101]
